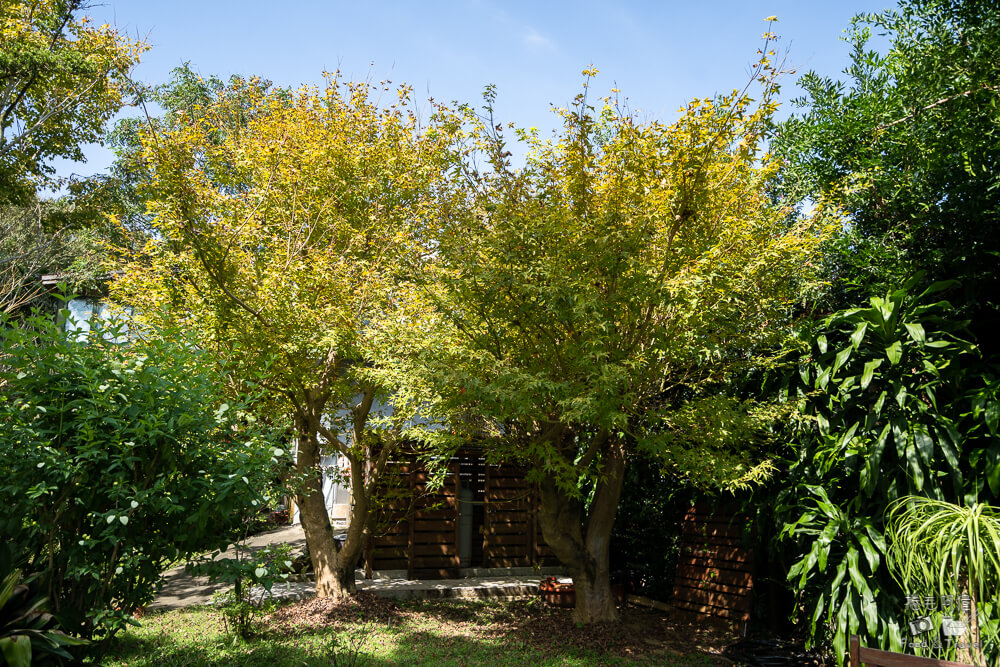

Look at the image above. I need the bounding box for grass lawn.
[101,595,732,666]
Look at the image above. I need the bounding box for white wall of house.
[321,452,352,525]
[289,449,352,527]
[63,297,131,342]
[289,393,441,528]
[64,298,107,338]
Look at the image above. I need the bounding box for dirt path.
[150,524,309,610]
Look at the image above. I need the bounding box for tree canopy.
[0,0,144,202]
[775,0,1000,342]
[399,53,833,622]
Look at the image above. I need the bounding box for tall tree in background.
[775,0,1000,345]
[0,0,143,313]
[406,47,833,623]
[0,0,144,202]
[111,75,454,598]
[772,2,1000,661]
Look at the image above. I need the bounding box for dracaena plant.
[773,276,997,664]
[0,568,88,667]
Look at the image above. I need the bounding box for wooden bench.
[849,635,975,666]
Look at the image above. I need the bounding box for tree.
[0,1,144,314]
[110,74,454,598]
[77,63,283,241]
[407,51,833,623]
[0,196,120,316]
[774,0,1000,346]
[0,200,59,313]
[0,0,145,202]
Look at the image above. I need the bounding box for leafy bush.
[772,277,998,663]
[0,309,285,640]
[200,542,297,641]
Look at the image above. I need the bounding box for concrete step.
[251,575,548,604]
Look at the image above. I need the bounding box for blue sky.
[58,0,891,179]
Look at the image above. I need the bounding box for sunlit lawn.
[101,598,726,666]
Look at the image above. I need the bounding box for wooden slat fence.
[671,502,754,624]
[365,451,550,578]
[483,465,553,567]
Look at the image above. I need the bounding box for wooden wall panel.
[366,451,551,578]
[670,502,754,626]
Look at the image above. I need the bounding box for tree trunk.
[293,388,380,599]
[294,449,372,597]
[536,438,627,624]
[294,422,350,597]
[956,580,985,666]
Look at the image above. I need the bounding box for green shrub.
[772,277,998,663]
[0,309,286,641]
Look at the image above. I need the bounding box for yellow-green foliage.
[0,0,145,199]
[110,73,452,425]
[416,54,836,492]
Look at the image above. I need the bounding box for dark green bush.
[772,278,999,663]
[610,457,690,601]
[0,309,285,641]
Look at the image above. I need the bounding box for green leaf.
[806,484,839,520]
[933,425,963,496]
[988,451,1000,497]
[894,383,908,408]
[816,367,831,391]
[846,547,865,595]
[0,572,19,608]
[833,603,848,660]
[885,340,902,365]
[860,359,882,390]
[905,442,924,491]
[0,635,32,667]
[811,591,826,627]
[833,346,852,376]
[817,521,839,572]
[903,322,925,344]
[837,421,860,452]
[850,322,868,349]
[829,559,849,601]
[799,546,819,588]
[873,390,887,416]
[917,280,959,300]
[856,532,881,572]
[913,426,934,468]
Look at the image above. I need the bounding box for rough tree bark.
[293,406,346,597]
[293,386,392,598]
[536,437,627,624]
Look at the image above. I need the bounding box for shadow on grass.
[389,596,728,663]
[101,600,728,666]
[104,629,623,667]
